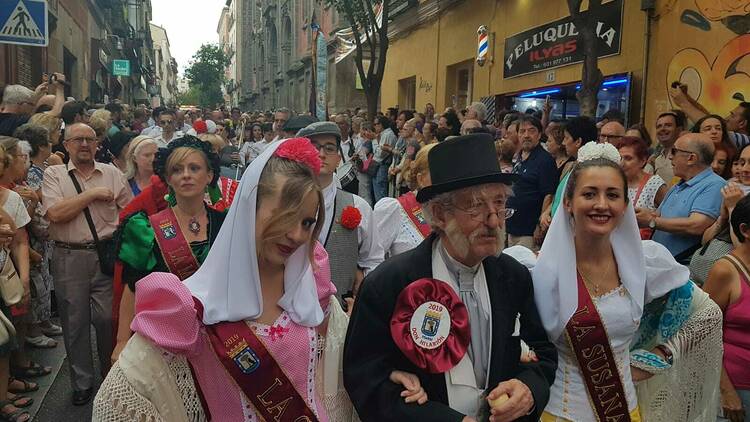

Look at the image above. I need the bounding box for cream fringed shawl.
[633,283,723,422]
[93,300,361,422]
[92,333,206,422]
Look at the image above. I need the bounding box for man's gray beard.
[444,219,504,261]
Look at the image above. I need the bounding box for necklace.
[579,257,613,296]
[175,205,203,235]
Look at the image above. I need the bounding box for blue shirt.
[506,144,558,236]
[652,167,726,256]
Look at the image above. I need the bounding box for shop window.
[446,60,474,111]
[398,76,416,110]
[500,73,632,125]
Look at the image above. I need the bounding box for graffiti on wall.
[667,1,750,115]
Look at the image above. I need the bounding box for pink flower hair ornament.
[273,137,322,175]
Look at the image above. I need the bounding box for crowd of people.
[0,70,747,422]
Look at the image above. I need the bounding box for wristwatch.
[648,216,657,230]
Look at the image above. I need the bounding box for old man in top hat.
[343,133,557,421]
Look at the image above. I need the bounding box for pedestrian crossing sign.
[0,0,48,47]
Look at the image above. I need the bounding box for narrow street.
[22,327,98,421]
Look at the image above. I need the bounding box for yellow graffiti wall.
[648,0,750,127]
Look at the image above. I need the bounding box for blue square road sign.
[0,0,48,47]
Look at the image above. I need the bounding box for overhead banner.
[503,0,623,79]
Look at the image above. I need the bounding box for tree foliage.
[326,0,392,119]
[567,0,604,118]
[184,44,230,108]
[177,85,201,107]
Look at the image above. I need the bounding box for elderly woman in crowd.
[0,142,32,422]
[617,136,667,239]
[11,125,62,351]
[124,136,158,196]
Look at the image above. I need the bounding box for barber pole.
[477,25,489,66]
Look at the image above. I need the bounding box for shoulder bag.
[0,251,22,306]
[68,171,116,276]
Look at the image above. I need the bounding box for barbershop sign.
[503,0,622,78]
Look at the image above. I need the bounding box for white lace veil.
[184,139,324,326]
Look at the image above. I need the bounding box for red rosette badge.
[390,278,470,373]
[340,206,362,230]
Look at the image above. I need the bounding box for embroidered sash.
[205,321,319,422]
[397,192,431,238]
[565,273,631,422]
[148,207,200,281]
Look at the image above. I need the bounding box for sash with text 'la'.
[205,321,319,422]
[565,273,631,422]
[149,207,200,281]
[397,192,431,238]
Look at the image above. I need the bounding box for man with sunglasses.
[636,133,725,263]
[152,109,184,148]
[297,121,383,305]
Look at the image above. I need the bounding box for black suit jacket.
[343,234,557,422]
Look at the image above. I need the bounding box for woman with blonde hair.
[27,113,62,147]
[124,136,158,196]
[374,143,436,258]
[111,136,226,363]
[0,137,34,421]
[96,137,426,421]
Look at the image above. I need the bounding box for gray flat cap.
[297,121,341,142]
[283,115,318,133]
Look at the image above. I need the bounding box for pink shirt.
[724,273,750,389]
[41,161,132,243]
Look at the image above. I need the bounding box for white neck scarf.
[532,197,646,341]
[185,140,324,326]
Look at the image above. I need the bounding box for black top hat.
[415,133,518,203]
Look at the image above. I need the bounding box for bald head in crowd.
[461,119,482,135]
[671,132,715,181]
[598,121,626,144]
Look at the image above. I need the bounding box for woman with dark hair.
[617,136,668,239]
[438,110,461,136]
[545,119,570,177]
[713,143,733,179]
[12,125,63,350]
[533,142,722,421]
[421,121,437,145]
[626,123,654,148]
[693,114,736,179]
[111,137,227,363]
[704,195,750,422]
[539,116,598,232]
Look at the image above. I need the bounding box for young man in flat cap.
[298,121,383,304]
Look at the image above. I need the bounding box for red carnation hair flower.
[274,137,322,175]
[340,206,362,230]
[192,120,208,134]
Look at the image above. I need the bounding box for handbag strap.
[67,169,102,246]
[723,254,750,289]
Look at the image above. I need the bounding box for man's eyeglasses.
[452,202,515,222]
[599,134,623,142]
[311,143,339,155]
[65,136,97,145]
[670,147,696,157]
[159,120,174,126]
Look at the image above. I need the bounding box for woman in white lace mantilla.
[528,142,722,422]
